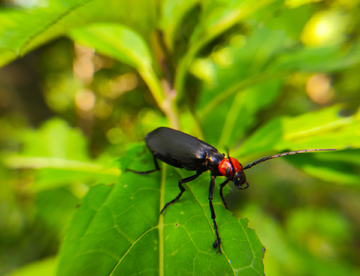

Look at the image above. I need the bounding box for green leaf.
[35,188,81,236]
[2,118,119,191]
[195,14,360,121]
[285,150,360,185]
[19,118,89,160]
[4,156,119,191]
[69,24,164,107]
[233,118,283,160]
[0,0,156,67]
[70,24,151,70]
[228,106,360,185]
[269,43,360,73]
[7,257,57,276]
[194,25,290,143]
[265,4,314,39]
[174,0,279,98]
[201,79,282,148]
[57,145,265,276]
[235,106,360,161]
[159,0,199,50]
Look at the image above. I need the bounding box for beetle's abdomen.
[145,127,218,172]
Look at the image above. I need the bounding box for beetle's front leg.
[219,179,231,209]
[209,175,221,253]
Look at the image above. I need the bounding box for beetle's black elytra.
[126,127,336,253]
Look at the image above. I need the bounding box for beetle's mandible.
[126,127,336,253]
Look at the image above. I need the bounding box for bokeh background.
[1,0,360,275]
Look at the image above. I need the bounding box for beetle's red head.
[218,157,249,190]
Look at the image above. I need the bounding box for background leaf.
[235,105,360,160]
[0,0,156,67]
[3,118,119,191]
[7,257,57,276]
[69,24,165,109]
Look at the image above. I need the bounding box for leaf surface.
[0,0,156,67]
[57,145,265,276]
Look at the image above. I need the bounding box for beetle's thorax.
[218,157,243,178]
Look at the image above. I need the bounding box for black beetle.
[126,127,335,253]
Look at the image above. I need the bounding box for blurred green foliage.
[1,0,360,275]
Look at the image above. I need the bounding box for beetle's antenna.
[243,148,336,170]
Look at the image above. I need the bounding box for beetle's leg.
[209,175,221,253]
[126,154,160,174]
[160,171,202,214]
[219,179,231,209]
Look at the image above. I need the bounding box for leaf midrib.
[159,163,166,276]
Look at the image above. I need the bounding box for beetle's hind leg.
[160,171,202,214]
[126,154,160,174]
